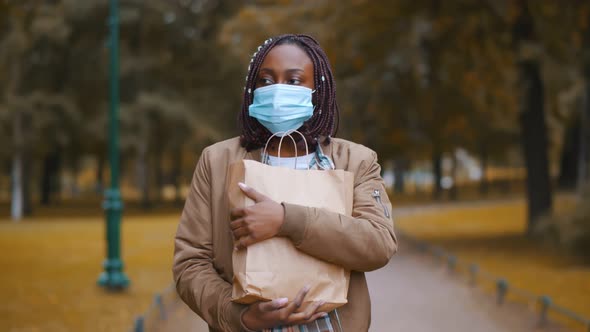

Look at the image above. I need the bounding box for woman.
[173,34,397,332]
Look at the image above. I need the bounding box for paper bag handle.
[262,130,310,170]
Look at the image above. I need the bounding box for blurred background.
[0,0,589,331]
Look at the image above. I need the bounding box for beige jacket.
[173,137,397,332]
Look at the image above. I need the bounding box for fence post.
[496,279,508,305]
[418,241,428,253]
[433,247,445,263]
[155,293,167,321]
[447,255,457,273]
[133,316,144,332]
[468,264,478,286]
[538,295,551,326]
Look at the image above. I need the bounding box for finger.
[280,284,311,315]
[230,218,246,231]
[293,284,311,308]
[287,300,325,323]
[238,182,269,203]
[300,312,329,325]
[290,312,328,326]
[258,298,289,312]
[232,226,249,240]
[230,207,245,220]
[235,235,256,250]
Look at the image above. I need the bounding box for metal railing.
[402,232,590,332]
[131,284,177,332]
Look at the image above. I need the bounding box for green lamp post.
[98,0,130,290]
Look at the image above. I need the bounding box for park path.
[366,244,565,332]
[161,203,567,332]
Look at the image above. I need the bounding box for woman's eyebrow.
[259,68,304,74]
[285,68,304,74]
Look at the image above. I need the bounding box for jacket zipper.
[372,189,390,218]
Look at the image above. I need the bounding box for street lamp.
[98,0,130,290]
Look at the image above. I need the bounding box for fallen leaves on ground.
[0,214,179,332]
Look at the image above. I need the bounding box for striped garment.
[261,310,343,332]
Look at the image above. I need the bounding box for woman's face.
[254,44,315,90]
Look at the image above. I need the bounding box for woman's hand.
[230,182,285,250]
[241,285,327,330]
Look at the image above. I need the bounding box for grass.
[0,212,180,332]
[396,195,590,331]
[388,179,526,206]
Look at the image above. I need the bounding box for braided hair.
[238,34,339,151]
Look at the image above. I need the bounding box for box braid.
[238,34,340,151]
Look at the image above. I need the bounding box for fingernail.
[321,312,328,317]
[238,182,248,190]
[303,284,311,292]
[276,297,288,305]
[318,300,326,306]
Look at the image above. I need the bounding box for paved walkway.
[160,204,568,332]
[366,247,565,332]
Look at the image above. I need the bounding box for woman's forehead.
[260,44,313,70]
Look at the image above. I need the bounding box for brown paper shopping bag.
[227,159,353,312]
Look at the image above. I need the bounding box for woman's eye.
[259,78,274,85]
[288,78,301,85]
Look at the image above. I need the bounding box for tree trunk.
[425,0,443,201]
[137,142,151,210]
[513,0,553,233]
[558,118,580,189]
[70,158,80,198]
[96,154,105,194]
[40,148,60,205]
[578,12,590,194]
[479,142,489,196]
[172,148,183,204]
[41,154,52,205]
[449,152,458,201]
[579,84,590,195]
[11,110,23,221]
[432,149,443,200]
[393,159,406,194]
[11,152,23,221]
[22,153,33,216]
[518,61,553,231]
[154,148,164,203]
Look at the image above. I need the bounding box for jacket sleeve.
[173,148,248,331]
[277,149,397,272]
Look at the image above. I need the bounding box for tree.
[511,0,553,232]
[0,2,76,219]
[0,0,244,215]
[579,3,590,193]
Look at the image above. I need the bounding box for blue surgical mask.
[248,84,314,135]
